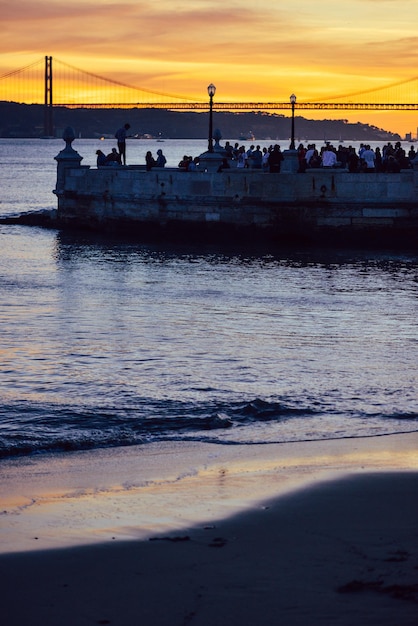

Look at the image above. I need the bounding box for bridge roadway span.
[58,102,418,111]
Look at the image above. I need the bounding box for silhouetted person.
[362,145,375,172]
[347,149,359,173]
[115,123,130,165]
[268,145,284,173]
[145,151,156,171]
[106,148,122,165]
[156,149,167,167]
[188,156,200,171]
[96,149,107,167]
[217,158,230,172]
[322,145,337,167]
[251,145,263,169]
[375,147,383,172]
[178,155,191,169]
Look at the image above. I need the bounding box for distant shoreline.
[0,101,402,142]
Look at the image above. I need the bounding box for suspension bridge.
[1,56,418,136]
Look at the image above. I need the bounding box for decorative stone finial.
[62,126,76,150]
[56,127,80,159]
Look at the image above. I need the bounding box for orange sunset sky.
[2,0,418,136]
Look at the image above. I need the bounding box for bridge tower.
[44,56,53,137]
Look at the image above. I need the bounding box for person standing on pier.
[115,123,130,165]
[362,145,376,172]
[268,144,284,173]
[156,149,167,167]
[321,144,337,168]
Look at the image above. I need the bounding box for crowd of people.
[171,141,417,173]
[297,141,417,173]
[172,141,418,173]
[174,143,286,173]
[97,122,417,175]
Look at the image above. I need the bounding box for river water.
[0,138,417,460]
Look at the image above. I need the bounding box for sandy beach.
[1,433,417,625]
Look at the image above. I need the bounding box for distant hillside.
[0,101,401,142]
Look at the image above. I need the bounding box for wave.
[0,397,417,459]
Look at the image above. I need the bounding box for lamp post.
[289,93,296,150]
[207,83,216,152]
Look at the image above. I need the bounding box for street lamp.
[289,93,296,150]
[207,83,216,152]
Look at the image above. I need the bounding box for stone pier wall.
[54,155,418,244]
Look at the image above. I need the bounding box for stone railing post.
[198,127,227,172]
[281,149,300,173]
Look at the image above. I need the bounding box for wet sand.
[0,434,417,625]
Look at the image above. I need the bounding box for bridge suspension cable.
[309,75,418,103]
[53,58,207,103]
[0,58,44,80]
[1,56,418,111]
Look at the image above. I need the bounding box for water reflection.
[54,230,418,269]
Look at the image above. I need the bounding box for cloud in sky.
[1,0,418,133]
